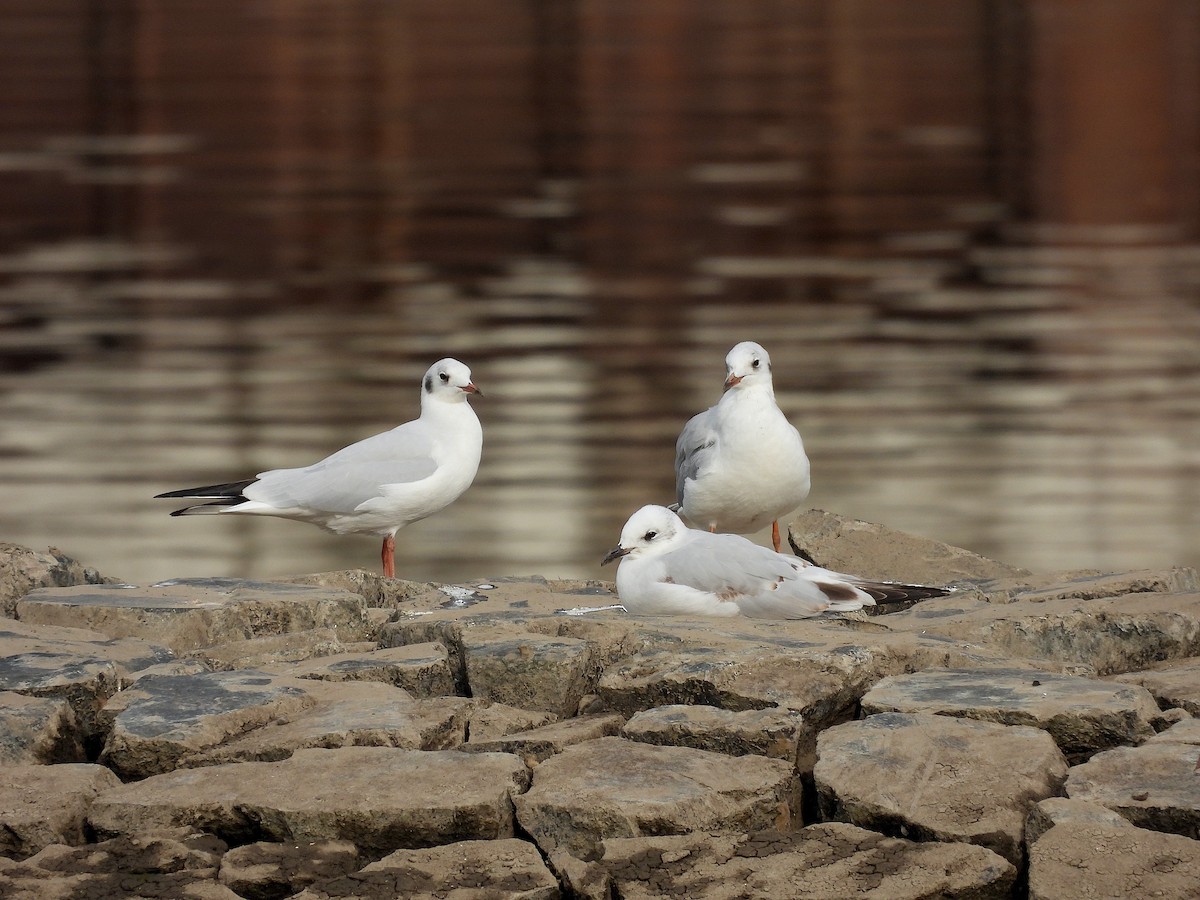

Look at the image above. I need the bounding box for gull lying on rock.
[156,358,482,578]
[673,341,809,552]
[602,505,949,618]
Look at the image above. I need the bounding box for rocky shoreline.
[1,509,1198,899]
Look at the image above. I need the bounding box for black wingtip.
[154,478,256,501]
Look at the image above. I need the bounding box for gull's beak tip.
[462,382,482,396]
[601,545,629,567]
[724,373,743,389]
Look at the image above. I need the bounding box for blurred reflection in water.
[1,244,1197,585]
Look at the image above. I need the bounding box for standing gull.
[602,505,948,618]
[156,357,482,578]
[673,341,809,551]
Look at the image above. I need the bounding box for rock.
[1028,818,1200,900]
[0,543,115,619]
[860,667,1161,761]
[467,702,558,742]
[16,578,370,653]
[787,509,1029,584]
[0,619,173,750]
[89,747,530,853]
[218,839,359,900]
[1112,658,1200,717]
[974,567,1198,604]
[99,670,318,779]
[462,713,625,765]
[0,828,232,899]
[513,736,797,859]
[463,632,599,719]
[595,824,1017,899]
[294,838,559,899]
[1066,741,1200,839]
[622,704,809,763]
[1148,717,1200,745]
[280,570,433,609]
[548,850,610,900]
[881,590,1200,675]
[190,687,472,765]
[188,628,369,671]
[0,763,121,858]
[1025,797,1136,845]
[0,691,85,764]
[814,712,1068,865]
[263,642,456,697]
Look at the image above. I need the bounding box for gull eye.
[439,372,450,383]
[643,530,657,541]
[751,358,760,369]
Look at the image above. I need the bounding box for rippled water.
[2,241,1198,586]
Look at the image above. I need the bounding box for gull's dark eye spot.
[751,358,760,369]
[643,530,657,541]
[439,372,450,383]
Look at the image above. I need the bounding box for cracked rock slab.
[218,839,359,900]
[861,667,1161,761]
[188,628,369,671]
[513,736,797,859]
[17,578,370,653]
[0,691,85,764]
[622,704,810,763]
[0,542,116,619]
[88,747,530,853]
[1066,741,1200,839]
[814,712,1068,865]
[263,642,456,697]
[462,712,625,765]
[595,823,1016,899]
[462,632,599,719]
[294,838,559,899]
[1112,658,1200,718]
[0,763,122,859]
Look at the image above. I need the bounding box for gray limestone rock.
[882,590,1200,675]
[595,824,1017,899]
[0,691,85,764]
[622,704,810,763]
[1028,818,1200,900]
[100,670,318,779]
[188,628,368,671]
[861,667,1161,761]
[294,838,559,899]
[88,747,530,853]
[218,839,359,900]
[814,712,1068,865]
[0,828,232,899]
[17,578,370,653]
[264,642,456,697]
[1066,741,1200,839]
[1112,657,1200,717]
[0,763,122,859]
[0,542,115,619]
[513,736,797,859]
[787,508,1028,584]
[463,632,599,719]
[461,713,625,765]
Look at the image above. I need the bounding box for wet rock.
[882,590,1200,675]
[0,619,172,749]
[463,632,599,719]
[814,712,1068,865]
[1025,797,1136,845]
[0,763,121,858]
[190,687,472,765]
[622,704,809,762]
[0,828,232,899]
[264,642,456,697]
[294,838,558,899]
[861,667,1161,761]
[1028,817,1200,900]
[0,542,115,619]
[467,702,558,742]
[100,670,317,779]
[16,578,370,653]
[0,691,85,764]
[513,736,797,859]
[462,713,625,765]
[218,839,359,900]
[89,747,530,853]
[595,824,1017,899]
[1065,740,1200,839]
[787,508,1028,584]
[188,628,370,671]
[1112,657,1200,717]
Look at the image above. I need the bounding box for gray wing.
[244,421,437,514]
[674,408,718,505]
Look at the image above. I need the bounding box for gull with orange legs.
[156,358,482,577]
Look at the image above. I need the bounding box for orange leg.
[772,520,782,553]
[381,534,396,578]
